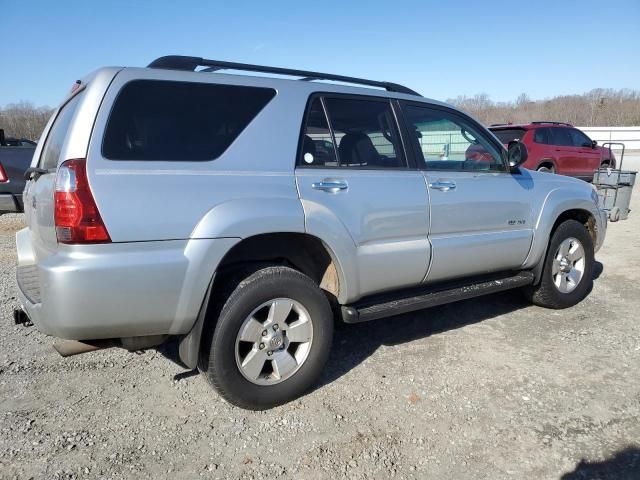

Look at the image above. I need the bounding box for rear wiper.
[24,167,51,181]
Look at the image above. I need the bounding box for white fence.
[577,126,640,151]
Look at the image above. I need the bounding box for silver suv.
[15,56,607,409]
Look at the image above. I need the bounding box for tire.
[203,266,333,410]
[537,164,555,174]
[524,219,594,309]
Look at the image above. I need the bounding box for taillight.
[0,162,7,183]
[54,159,110,244]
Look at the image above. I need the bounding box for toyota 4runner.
[15,56,607,409]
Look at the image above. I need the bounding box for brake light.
[0,162,7,183]
[54,159,110,244]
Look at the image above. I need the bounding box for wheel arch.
[536,158,557,172]
[178,231,346,369]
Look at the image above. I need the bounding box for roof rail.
[147,55,421,96]
[489,123,514,127]
[531,121,573,127]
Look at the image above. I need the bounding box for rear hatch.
[24,91,85,254]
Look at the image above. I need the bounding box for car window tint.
[491,128,527,144]
[298,98,338,167]
[402,104,505,172]
[39,93,83,169]
[534,128,550,144]
[103,80,276,161]
[550,128,573,147]
[568,128,591,147]
[323,97,405,169]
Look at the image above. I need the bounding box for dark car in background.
[489,122,615,180]
[1,129,36,214]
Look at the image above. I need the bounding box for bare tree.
[0,102,54,141]
[447,88,640,126]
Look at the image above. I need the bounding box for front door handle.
[312,178,348,193]
[428,180,457,192]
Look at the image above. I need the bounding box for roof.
[490,121,574,129]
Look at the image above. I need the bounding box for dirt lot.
[1,168,639,479]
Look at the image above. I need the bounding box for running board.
[341,271,535,323]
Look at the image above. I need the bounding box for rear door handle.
[312,178,348,193]
[428,180,456,192]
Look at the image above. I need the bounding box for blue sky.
[1,0,638,107]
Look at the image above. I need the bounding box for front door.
[399,102,534,283]
[295,95,430,302]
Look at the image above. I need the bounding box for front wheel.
[524,219,594,309]
[203,266,333,410]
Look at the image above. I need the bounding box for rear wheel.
[203,266,333,410]
[524,219,594,308]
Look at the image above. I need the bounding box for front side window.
[568,128,592,147]
[102,80,276,161]
[39,93,83,169]
[298,96,406,169]
[402,104,506,172]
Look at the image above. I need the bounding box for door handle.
[428,180,456,192]
[312,178,348,193]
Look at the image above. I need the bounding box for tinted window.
[402,104,505,172]
[39,93,83,169]
[550,127,573,147]
[534,128,550,144]
[323,97,405,169]
[568,128,591,147]
[298,98,338,167]
[491,128,527,144]
[103,80,276,161]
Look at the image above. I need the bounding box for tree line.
[0,102,53,142]
[447,89,640,127]
[2,88,639,142]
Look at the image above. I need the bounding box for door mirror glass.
[507,140,528,168]
[592,140,598,148]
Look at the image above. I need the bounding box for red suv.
[488,122,615,180]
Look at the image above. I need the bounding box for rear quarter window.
[39,93,83,169]
[102,80,276,161]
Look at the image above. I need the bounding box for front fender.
[523,186,602,270]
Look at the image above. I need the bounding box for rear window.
[39,93,83,169]
[490,128,527,144]
[102,80,276,161]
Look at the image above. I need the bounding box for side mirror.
[507,140,528,169]
[592,140,597,149]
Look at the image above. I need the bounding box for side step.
[342,271,535,323]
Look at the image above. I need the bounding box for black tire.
[203,266,333,410]
[524,219,594,309]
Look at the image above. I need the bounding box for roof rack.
[489,123,514,127]
[147,55,421,96]
[531,121,573,127]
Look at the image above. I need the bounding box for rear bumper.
[595,206,607,253]
[15,227,239,340]
[0,193,22,213]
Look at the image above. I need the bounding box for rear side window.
[534,128,550,144]
[39,93,83,169]
[102,80,276,161]
[491,128,527,144]
[549,127,573,147]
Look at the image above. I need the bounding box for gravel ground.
[1,181,639,479]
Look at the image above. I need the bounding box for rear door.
[399,102,534,283]
[295,95,430,300]
[549,127,576,176]
[24,92,85,252]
